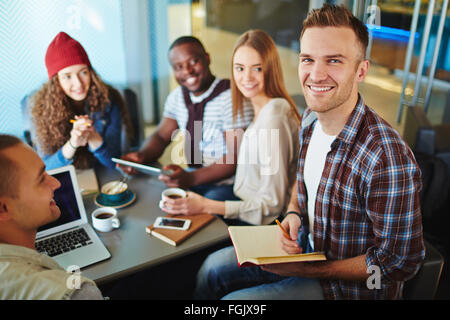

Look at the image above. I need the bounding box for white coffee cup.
[161,188,187,201]
[159,188,187,209]
[92,207,120,232]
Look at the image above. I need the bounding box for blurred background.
[1,0,449,138]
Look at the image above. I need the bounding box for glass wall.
[190,0,450,132]
[366,0,450,125]
[149,0,192,122]
[1,0,448,140]
[191,0,310,112]
[0,0,193,140]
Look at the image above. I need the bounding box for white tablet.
[112,158,174,176]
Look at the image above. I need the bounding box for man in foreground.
[0,134,104,299]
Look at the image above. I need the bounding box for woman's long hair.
[31,68,133,169]
[231,29,302,124]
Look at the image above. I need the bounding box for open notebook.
[228,225,326,267]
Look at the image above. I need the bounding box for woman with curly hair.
[31,32,132,170]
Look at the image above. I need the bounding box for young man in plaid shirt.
[195,4,424,300]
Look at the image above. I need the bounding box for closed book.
[228,225,326,267]
[146,214,215,246]
[76,168,99,196]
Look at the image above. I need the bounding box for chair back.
[403,240,444,299]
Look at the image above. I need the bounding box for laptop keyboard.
[36,228,93,257]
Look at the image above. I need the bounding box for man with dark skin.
[120,36,252,200]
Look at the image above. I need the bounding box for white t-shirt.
[304,120,336,238]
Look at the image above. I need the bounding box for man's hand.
[158,164,193,189]
[118,152,144,175]
[261,213,313,278]
[279,213,302,254]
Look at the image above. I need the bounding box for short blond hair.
[301,4,369,60]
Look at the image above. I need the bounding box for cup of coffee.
[92,207,120,232]
[160,188,187,209]
[100,180,128,203]
[162,188,187,201]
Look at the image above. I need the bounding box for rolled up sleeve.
[365,154,425,286]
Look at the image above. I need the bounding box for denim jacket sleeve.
[41,147,73,170]
[88,102,122,169]
[32,102,122,170]
[31,121,73,170]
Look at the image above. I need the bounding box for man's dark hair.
[0,134,23,197]
[169,36,206,53]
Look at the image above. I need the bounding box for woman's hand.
[71,115,103,150]
[63,115,91,159]
[160,191,206,215]
[85,125,103,151]
[69,115,92,148]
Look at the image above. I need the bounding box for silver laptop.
[35,165,111,270]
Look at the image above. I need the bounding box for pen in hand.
[70,119,92,127]
[275,219,292,241]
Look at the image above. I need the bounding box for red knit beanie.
[45,32,91,79]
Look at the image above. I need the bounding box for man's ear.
[356,59,370,83]
[0,198,11,221]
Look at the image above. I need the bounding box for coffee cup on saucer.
[100,180,129,203]
[94,179,136,209]
[91,207,120,232]
[159,188,186,209]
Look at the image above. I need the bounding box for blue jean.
[185,167,239,202]
[194,246,324,300]
[190,183,252,226]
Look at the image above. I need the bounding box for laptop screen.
[37,170,82,233]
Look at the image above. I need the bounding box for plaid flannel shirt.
[297,95,425,299]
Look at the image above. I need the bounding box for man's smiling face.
[169,42,213,96]
[298,26,367,114]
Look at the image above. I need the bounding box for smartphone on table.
[153,217,191,230]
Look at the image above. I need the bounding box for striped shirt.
[163,77,254,168]
[297,95,425,299]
